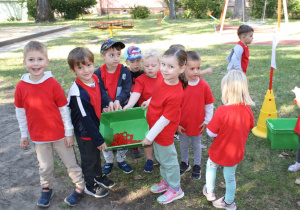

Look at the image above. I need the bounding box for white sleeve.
[204,103,214,124]
[206,128,218,137]
[59,105,74,137]
[15,107,28,138]
[146,115,170,141]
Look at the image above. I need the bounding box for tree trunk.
[169,0,177,19]
[232,0,248,20]
[36,0,54,23]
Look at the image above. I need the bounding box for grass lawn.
[1,14,300,209]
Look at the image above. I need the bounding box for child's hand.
[102,108,108,113]
[199,123,207,134]
[206,67,213,74]
[142,138,153,146]
[64,136,74,148]
[141,100,150,110]
[113,100,122,111]
[123,104,133,111]
[97,142,108,151]
[177,125,186,135]
[20,137,29,149]
[107,101,114,112]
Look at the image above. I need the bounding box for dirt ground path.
[0,22,299,210]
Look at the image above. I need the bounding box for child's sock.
[224,199,233,205]
[171,186,181,192]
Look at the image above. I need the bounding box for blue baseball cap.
[100,38,125,54]
[124,46,142,61]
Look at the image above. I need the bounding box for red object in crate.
[110,131,142,146]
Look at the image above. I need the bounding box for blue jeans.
[206,158,238,203]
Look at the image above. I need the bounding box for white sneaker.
[288,162,300,172]
[203,184,216,201]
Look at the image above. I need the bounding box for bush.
[52,0,96,20]
[130,5,150,19]
[26,0,97,20]
[180,0,223,19]
[249,0,278,19]
[27,0,37,20]
[288,0,300,19]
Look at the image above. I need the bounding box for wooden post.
[220,0,229,34]
[277,0,282,29]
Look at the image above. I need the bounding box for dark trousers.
[75,136,102,188]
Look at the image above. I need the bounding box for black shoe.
[180,161,191,176]
[131,148,141,159]
[84,183,108,198]
[95,174,115,188]
[191,165,201,180]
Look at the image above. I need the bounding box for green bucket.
[100,107,149,150]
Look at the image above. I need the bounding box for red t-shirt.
[146,75,184,146]
[76,74,101,120]
[133,74,157,106]
[100,63,121,101]
[238,41,249,74]
[207,104,254,166]
[76,75,101,140]
[294,114,300,135]
[14,78,67,142]
[180,79,215,136]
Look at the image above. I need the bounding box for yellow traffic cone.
[252,89,278,138]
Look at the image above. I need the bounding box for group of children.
[16,24,298,210]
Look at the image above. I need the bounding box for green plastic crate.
[266,118,299,149]
[100,107,148,150]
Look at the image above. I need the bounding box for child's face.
[242,31,254,45]
[161,55,185,85]
[70,58,94,84]
[23,50,49,82]
[101,48,121,69]
[125,58,141,72]
[144,56,160,78]
[185,60,201,82]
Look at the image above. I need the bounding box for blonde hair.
[221,70,255,106]
[142,48,162,65]
[23,41,48,59]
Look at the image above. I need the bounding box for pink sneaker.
[150,181,168,193]
[157,187,184,204]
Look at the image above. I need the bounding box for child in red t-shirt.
[124,46,144,159]
[94,38,133,175]
[142,47,187,204]
[15,41,85,207]
[203,70,255,209]
[226,25,254,74]
[124,48,162,173]
[177,51,215,180]
[288,91,300,172]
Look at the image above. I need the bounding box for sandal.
[64,186,84,206]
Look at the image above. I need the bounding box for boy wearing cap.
[94,38,133,175]
[124,46,143,159]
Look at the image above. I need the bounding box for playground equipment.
[240,0,266,26]
[158,11,169,24]
[89,20,134,38]
[206,11,219,24]
[252,35,279,138]
[218,0,289,34]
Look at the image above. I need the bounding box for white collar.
[188,77,200,86]
[21,71,53,84]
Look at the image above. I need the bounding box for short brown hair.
[186,51,201,61]
[237,25,254,39]
[68,47,94,70]
[169,44,185,51]
[23,41,48,59]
